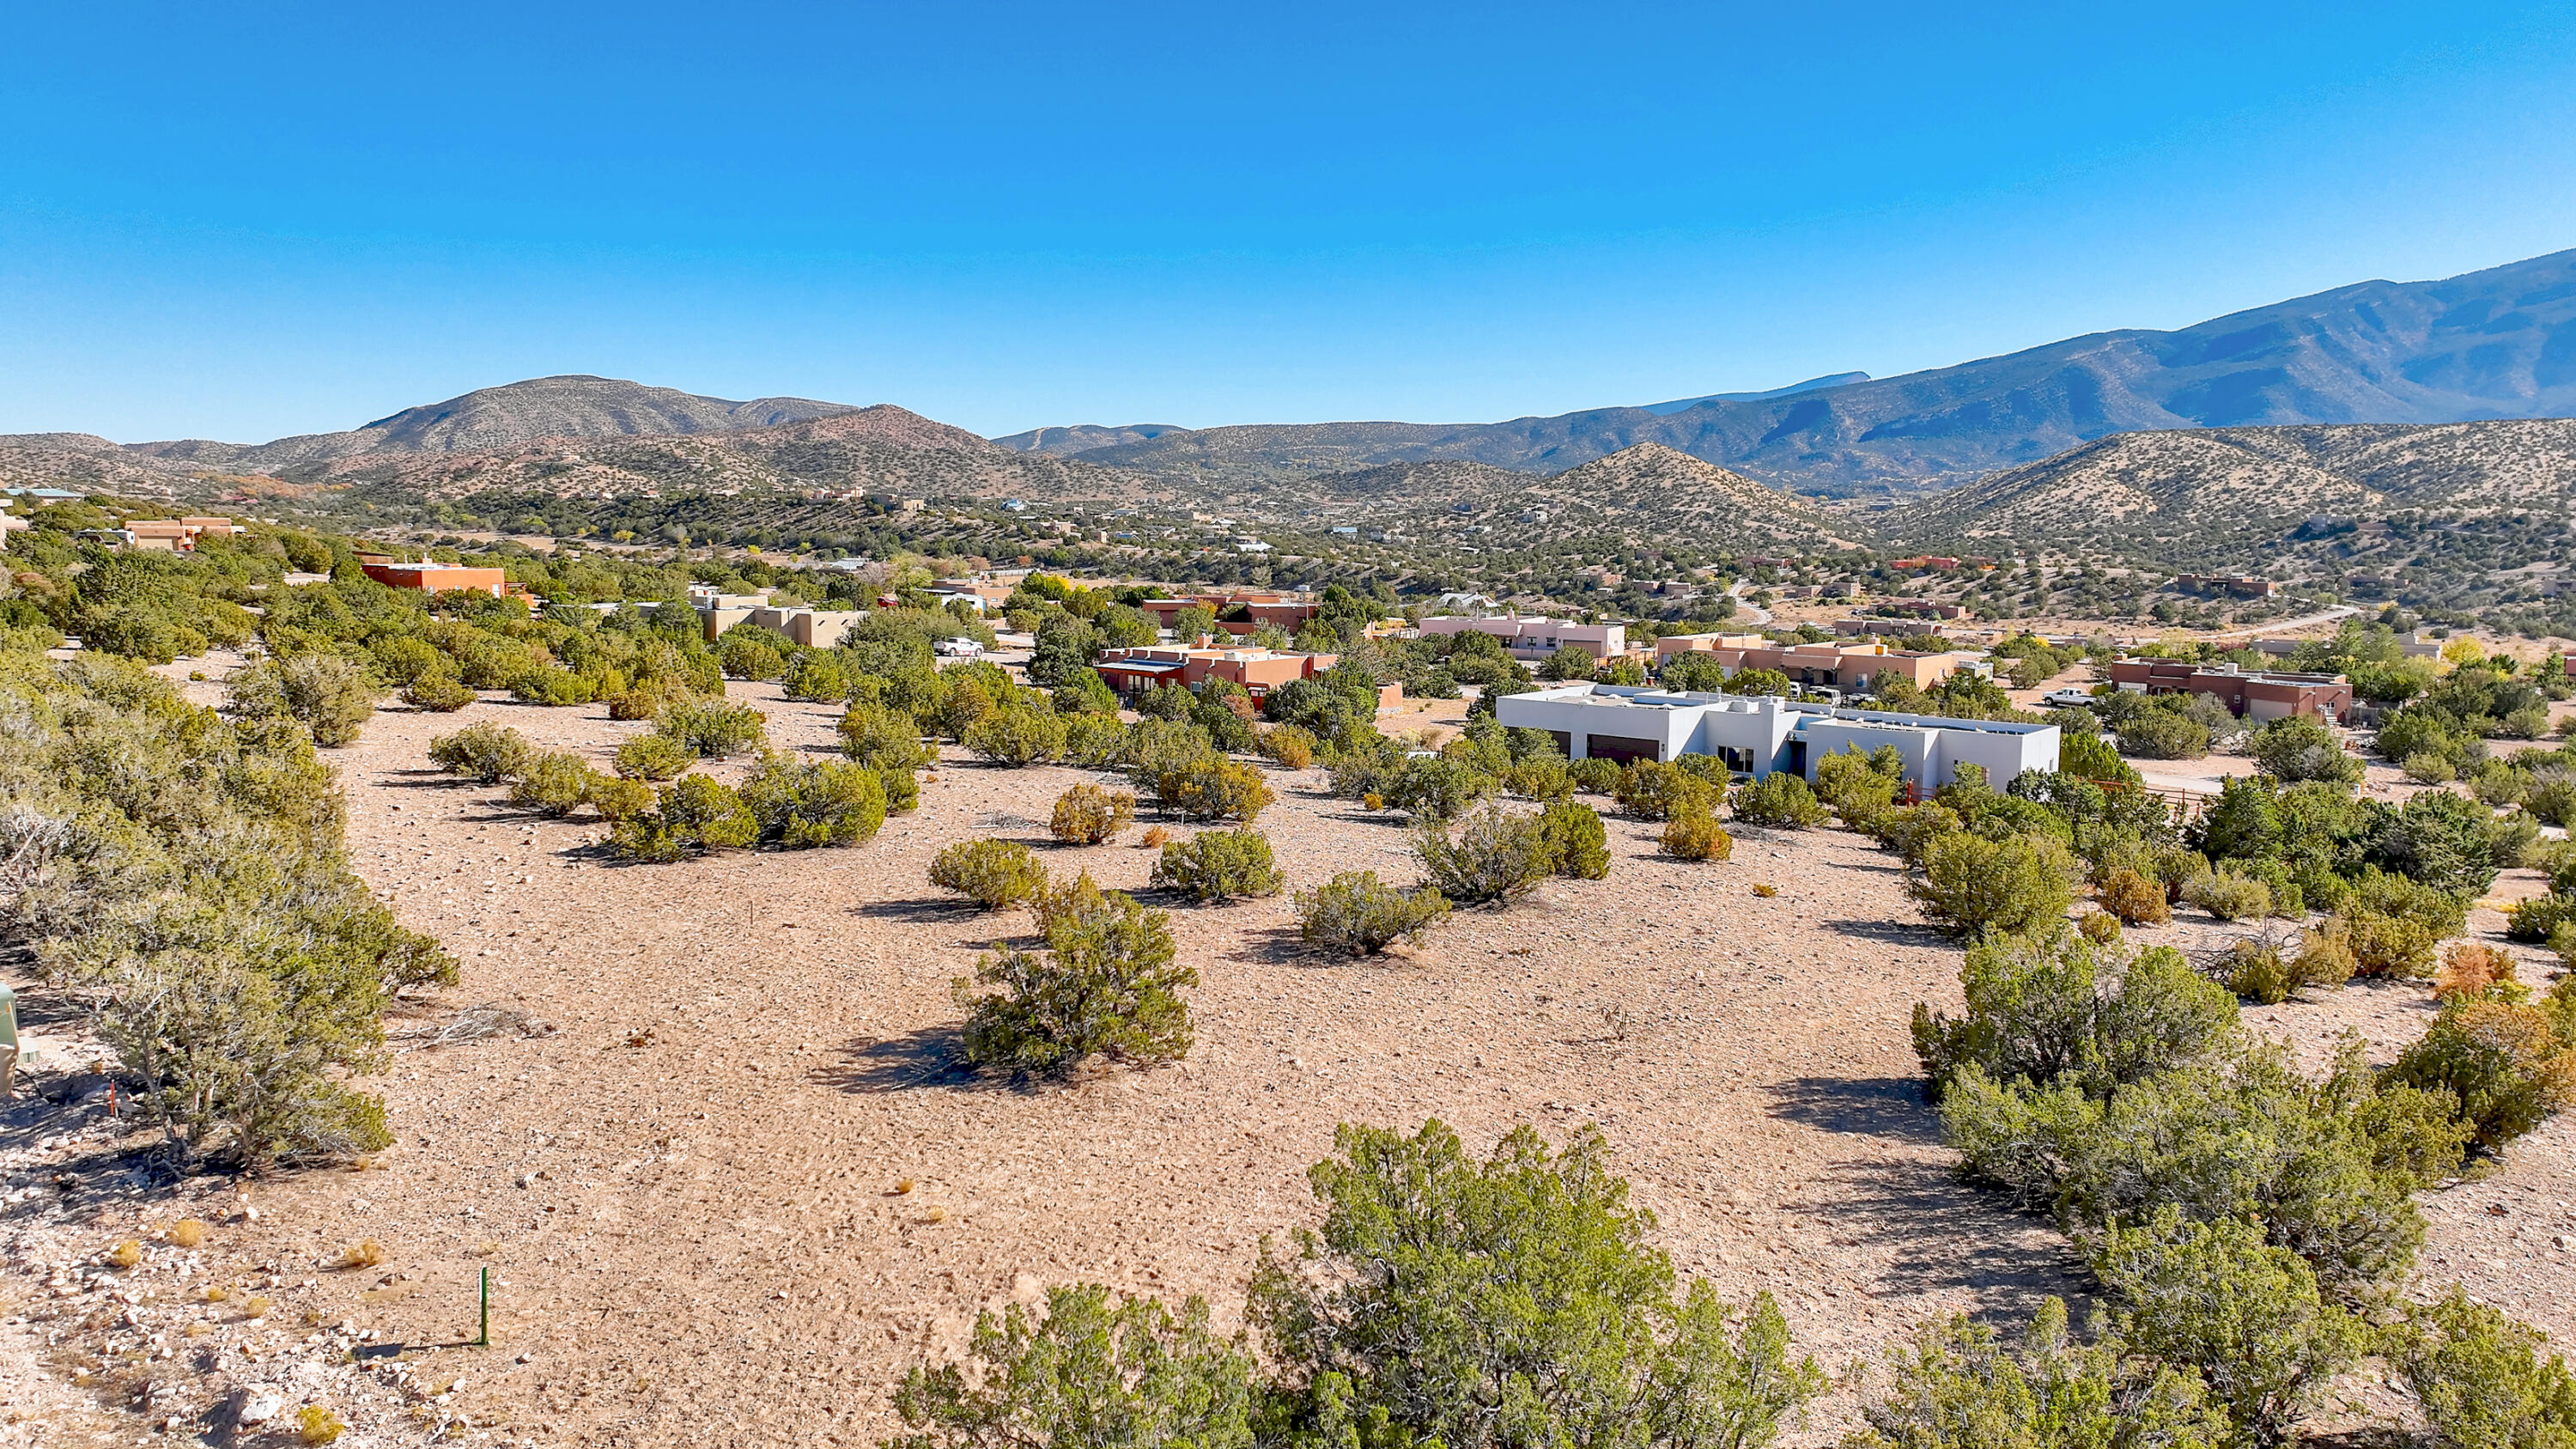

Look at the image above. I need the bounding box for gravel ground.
[0,668,2568,1446]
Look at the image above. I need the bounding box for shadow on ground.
[1762,1075,1941,1146]
[1774,1152,2090,1324]
[815,1025,1006,1094]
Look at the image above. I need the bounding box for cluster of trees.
[0,642,453,1166]
[1899,918,2576,1444]
[2373,645,2569,782]
[889,1121,1824,1449]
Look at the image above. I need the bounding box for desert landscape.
[3,667,2569,1447]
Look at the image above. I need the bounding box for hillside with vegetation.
[127,374,870,471]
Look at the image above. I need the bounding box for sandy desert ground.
[0,671,2570,1447]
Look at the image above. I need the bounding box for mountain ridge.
[126,375,868,472]
[984,248,2576,494]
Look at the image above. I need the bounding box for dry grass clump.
[337,1239,386,1269]
[1750,882,1778,898]
[107,1239,142,1269]
[167,1217,208,1249]
[2095,868,2171,926]
[1049,784,1136,845]
[1660,810,1733,862]
[1136,825,1171,849]
[297,1404,347,1445]
[2435,941,2522,1003]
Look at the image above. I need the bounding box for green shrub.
[837,702,936,770]
[1845,1297,2227,1449]
[2372,787,2504,899]
[1249,1121,1825,1449]
[1873,801,1963,869]
[1911,930,2236,1102]
[1729,770,1827,828]
[718,631,784,681]
[614,732,695,782]
[1660,807,1733,861]
[428,721,532,783]
[401,669,476,712]
[2354,866,2470,937]
[2404,752,2458,784]
[2384,1000,2576,1149]
[1500,755,1576,802]
[2398,1285,2576,1449]
[929,838,1049,911]
[2343,909,2438,979]
[2251,715,2365,785]
[657,697,768,758]
[878,764,921,813]
[963,707,1068,766]
[778,650,846,702]
[1536,799,1610,879]
[223,653,383,746]
[582,772,654,823]
[888,1283,1257,1449]
[508,665,594,707]
[1412,803,1553,905]
[2184,867,2275,922]
[1569,756,1622,795]
[507,749,598,817]
[1382,753,1496,823]
[2076,909,2123,946]
[1814,745,1905,819]
[1062,712,1128,769]
[1614,759,1716,821]
[1151,757,1273,823]
[2287,921,2359,995]
[607,676,692,721]
[957,874,1192,1074]
[1049,783,1135,845]
[14,652,443,1167]
[2117,710,2211,760]
[1150,827,1285,904]
[2505,892,2576,944]
[2092,1211,2366,1448]
[739,754,887,848]
[1939,1038,2459,1298]
[608,774,759,861]
[2096,868,2172,926]
[1295,871,1449,955]
[1910,831,2077,938]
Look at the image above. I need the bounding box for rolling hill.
[127,375,870,472]
[993,247,2576,495]
[1887,417,2576,565]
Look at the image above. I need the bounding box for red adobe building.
[2106,660,2353,722]
[1093,646,1400,709]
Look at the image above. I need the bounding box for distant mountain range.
[1,247,2569,580]
[993,248,2576,494]
[1886,417,2576,565]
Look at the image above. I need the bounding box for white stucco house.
[1493,683,2058,789]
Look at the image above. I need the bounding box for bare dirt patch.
[2,673,2569,1446]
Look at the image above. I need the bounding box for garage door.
[1583,734,1662,764]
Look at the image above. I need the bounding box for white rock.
[240,1388,285,1424]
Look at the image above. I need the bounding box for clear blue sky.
[5,1,2574,443]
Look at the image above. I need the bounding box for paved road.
[2205,604,2360,641]
[1728,581,1771,626]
